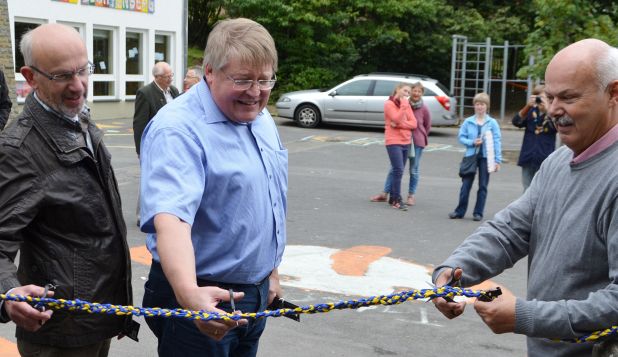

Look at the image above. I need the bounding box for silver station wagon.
[275,73,458,128]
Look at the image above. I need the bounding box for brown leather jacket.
[0,94,134,347]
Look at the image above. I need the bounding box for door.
[322,79,371,123]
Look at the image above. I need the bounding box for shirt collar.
[33,91,79,123]
[572,123,618,164]
[154,81,169,94]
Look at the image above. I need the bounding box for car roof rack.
[358,72,435,81]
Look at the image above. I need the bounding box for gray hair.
[410,81,425,94]
[20,28,37,66]
[203,18,278,72]
[188,65,203,78]
[596,46,618,91]
[152,62,170,77]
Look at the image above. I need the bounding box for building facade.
[7,0,186,120]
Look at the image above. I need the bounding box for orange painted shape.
[0,337,19,357]
[130,245,152,266]
[331,245,392,276]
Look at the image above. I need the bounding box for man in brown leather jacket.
[0,23,136,356]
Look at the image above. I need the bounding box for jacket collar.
[23,93,103,159]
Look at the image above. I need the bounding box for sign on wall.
[79,0,155,13]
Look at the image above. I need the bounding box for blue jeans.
[383,146,424,195]
[453,156,489,217]
[143,261,269,357]
[521,164,540,192]
[385,144,409,202]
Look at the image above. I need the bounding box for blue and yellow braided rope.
[0,286,613,343]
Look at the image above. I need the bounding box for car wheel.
[295,104,321,128]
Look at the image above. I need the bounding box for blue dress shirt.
[140,81,288,284]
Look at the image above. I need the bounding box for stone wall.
[0,0,18,120]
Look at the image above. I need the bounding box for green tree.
[518,0,618,81]
[188,0,226,48]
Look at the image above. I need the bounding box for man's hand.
[5,285,54,332]
[432,268,466,319]
[474,138,483,146]
[178,286,249,341]
[473,292,516,334]
[268,269,283,305]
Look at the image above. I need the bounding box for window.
[335,80,371,96]
[423,88,437,96]
[155,34,170,63]
[13,19,46,103]
[125,81,143,96]
[94,82,115,96]
[126,31,142,75]
[93,29,113,75]
[14,21,42,71]
[373,81,398,96]
[92,27,116,98]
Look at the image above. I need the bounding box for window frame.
[92,25,118,100]
[13,17,47,104]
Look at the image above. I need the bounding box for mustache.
[549,114,574,127]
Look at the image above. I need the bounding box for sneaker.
[448,212,463,219]
[392,200,408,211]
[473,214,483,221]
[370,193,388,202]
[406,195,416,206]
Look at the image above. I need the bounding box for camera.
[535,96,542,105]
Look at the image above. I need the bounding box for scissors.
[429,268,502,302]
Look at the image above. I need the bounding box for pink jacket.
[384,97,417,145]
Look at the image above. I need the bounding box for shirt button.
[274,202,277,207]
[277,230,280,235]
[260,148,264,152]
[269,174,272,179]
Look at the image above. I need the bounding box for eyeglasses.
[157,73,174,80]
[30,62,95,82]
[222,71,277,91]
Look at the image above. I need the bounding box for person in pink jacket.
[371,82,431,206]
[383,83,417,210]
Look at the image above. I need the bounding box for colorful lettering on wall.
[51,0,79,3]
[79,0,155,13]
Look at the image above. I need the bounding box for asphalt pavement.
[0,116,531,356]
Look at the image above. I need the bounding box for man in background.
[133,61,179,156]
[132,61,179,225]
[183,65,203,92]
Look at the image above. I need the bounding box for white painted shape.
[279,245,434,297]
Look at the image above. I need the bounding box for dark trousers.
[386,144,409,202]
[143,261,269,357]
[454,156,489,217]
[17,339,111,357]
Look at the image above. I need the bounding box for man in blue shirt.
[139,18,287,357]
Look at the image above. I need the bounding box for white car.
[276,73,458,128]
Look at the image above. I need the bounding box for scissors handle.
[228,289,236,312]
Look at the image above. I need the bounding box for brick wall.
[0,0,18,120]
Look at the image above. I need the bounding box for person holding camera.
[511,85,557,191]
